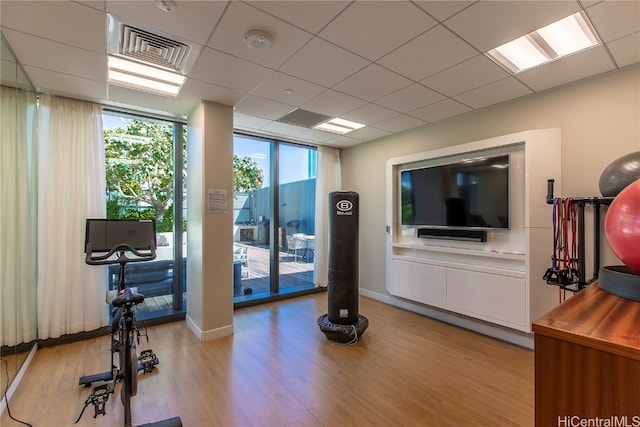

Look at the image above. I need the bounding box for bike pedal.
[75,383,113,423]
[138,349,159,374]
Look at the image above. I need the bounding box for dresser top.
[533,282,640,361]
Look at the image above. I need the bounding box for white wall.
[342,64,640,297]
[186,101,234,341]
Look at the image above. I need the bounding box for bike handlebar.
[85,242,156,266]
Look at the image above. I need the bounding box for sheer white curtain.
[0,87,38,347]
[313,146,341,287]
[37,96,107,339]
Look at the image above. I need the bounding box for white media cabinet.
[386,129,562,334]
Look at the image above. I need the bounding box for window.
[102,111,186,320]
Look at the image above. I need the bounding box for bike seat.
[112,287,145,307]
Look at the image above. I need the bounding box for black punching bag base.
[317,314,369,344]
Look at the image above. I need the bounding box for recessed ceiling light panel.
[486,12,600,74]
[537,13,598,56]
[108,55,186,96]
[314,118,365,135]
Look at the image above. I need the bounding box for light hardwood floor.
[2,294,534,426]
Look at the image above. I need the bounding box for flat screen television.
[400,154,510,229]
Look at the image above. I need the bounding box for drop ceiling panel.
[346,126,392,142]
[421,54,510,97]
[453,77,532,110]
[169,98,199,117]
[25,66,107,101]
[250,71,326,106]
[332,64,413,102]
[233,112,272,131]
[234,95,295,120]
[301,89,368,117]
[246,1,351,35]
[296,127,342,144]
[207,2,313,70]
[377,25,478,81]
[259,120,316,139]
[325,135,362,148]
[412,1,475,22]
[278,37,369,88]
[445,1,580,52]
[75,1,105,12]
[106,0,226,45]
[189,48,273,93]
[607,33,640,68]
[2,30,107,83]
[374,83,445,113]
[586,1,640,43]
[580,1,601,8]
[318,1,437,61]
[108,84,176,112]
[409,98,472,123]
[1,1,105,54]
[341,103,398,126]
[374,114,427,133]
[178,79,247,107]
[517,46,617,92]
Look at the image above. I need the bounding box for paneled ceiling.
[1,1,639,147]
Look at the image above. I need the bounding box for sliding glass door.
[232,135,271,298]
[278,144,316,292]
[233,134,316,304]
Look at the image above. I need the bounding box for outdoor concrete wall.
[341,64,640,297]
[235,179,316,236]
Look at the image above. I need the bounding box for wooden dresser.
[532,283,640,426]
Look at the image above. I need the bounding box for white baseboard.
[185,315,233,342]
[360,288,534,349]
[1,343,38,416]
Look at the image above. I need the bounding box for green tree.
[105,119,178,227]
[233,155,264,193]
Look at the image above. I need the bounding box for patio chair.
[233,244,249,277]
[289,235,307,262]
[286,235,295,260]
[305,237,315,262]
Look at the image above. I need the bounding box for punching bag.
[327,191,359,324]
[318,191,368,343]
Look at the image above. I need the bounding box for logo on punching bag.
[336,199,353,216]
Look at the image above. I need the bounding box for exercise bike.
[77,219,182,427]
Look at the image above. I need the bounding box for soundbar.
[417,228,487,242]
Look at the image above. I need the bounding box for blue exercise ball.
[599,151,640,197]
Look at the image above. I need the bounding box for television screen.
[401,155,510,229]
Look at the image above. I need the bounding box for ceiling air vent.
[119,25,190,72]
[277,109,332,128]
[107,14,196,73]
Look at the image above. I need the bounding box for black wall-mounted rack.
[545,179,614,292]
